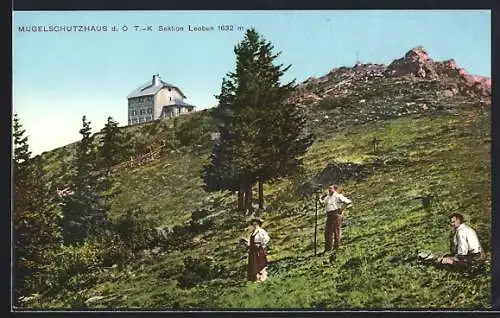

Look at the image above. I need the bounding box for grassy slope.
[34,107,491,309]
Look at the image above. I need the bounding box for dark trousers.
[456,252,486,267]
[325,209,342,252]
[440,252,486,269]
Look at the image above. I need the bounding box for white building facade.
[127,74,196,125]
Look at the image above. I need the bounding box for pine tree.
[13,114,31,214]
[61,115,108,244]
[98,116,127,170]
[203,28,314,212]
[245,30,314,209]
[204,79,241,208]
[12,114,61,300]
[204,75,257,212]
[96,116,126,212]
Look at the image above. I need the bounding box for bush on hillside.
[189,208,215,234]
[317,96,349,110]
[112,207,157,253]
[177,256,226,289]
[175,113,215,149]
[34,240,103,293]
[164,225,193,251]
[97,234,135,267]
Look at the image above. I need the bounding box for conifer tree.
[96,116,127,210]
[12,114,61,299]
[61,115,108,244]
[98,116,127,170]
[203,28,314,211]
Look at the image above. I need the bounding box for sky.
[12,10,491,156]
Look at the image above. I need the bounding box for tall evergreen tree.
[96,116,127,210]
[13,114,31,214]
[13,114,61,300]
[203,28,314,211]
[204,72,258,212]
[98,116,127,170]
[61,116,108,244]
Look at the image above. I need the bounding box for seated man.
[437,212,485,269]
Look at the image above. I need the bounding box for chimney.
[152,74,160,86]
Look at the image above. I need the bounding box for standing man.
[320,185,353,252]
[438,213,485,268]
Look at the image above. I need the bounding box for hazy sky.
[12,10,491,155]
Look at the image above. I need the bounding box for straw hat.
[248,217,264,226]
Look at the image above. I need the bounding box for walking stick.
[314,191,318,257]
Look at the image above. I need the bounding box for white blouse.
[251,228,270,247]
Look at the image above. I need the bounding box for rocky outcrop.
[385,46,490,97]
[386,46,438,79]
[298,162,371,197]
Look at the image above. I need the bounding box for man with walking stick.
[320,185,353,253]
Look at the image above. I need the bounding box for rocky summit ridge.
[290,47,490,138]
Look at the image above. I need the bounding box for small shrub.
[113,207,157,252]
[165,225,193,251]
[177,256,221,289]
[158,254,186,281]
[317,97,349,110]
[191,208,211,222]
[36,240,103,293]
[175,112,215,148]
[190,208,215,235]
[97,234,134,267]
[190,219,214,235]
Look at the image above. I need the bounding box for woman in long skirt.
[246,217,270,282]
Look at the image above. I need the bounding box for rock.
[152,247,161,254]
[19,294,40,302]
[85,296,105,304]
[210,132,220,141]
[442,90,454,97]
[298,162,371,197]
[386,47,438,79]
[154,226,172,240]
